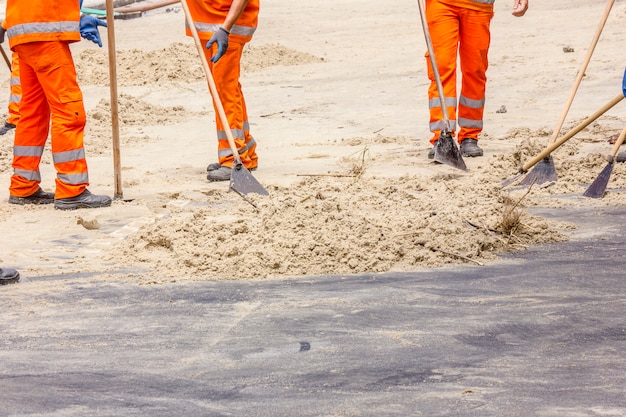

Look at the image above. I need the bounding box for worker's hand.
[206,27,229,63]
[512,0,528,17]
[0,27,5,44]
[622,67,626,97]
[79,15,107,47]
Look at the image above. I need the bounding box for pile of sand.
[2,36,626,282]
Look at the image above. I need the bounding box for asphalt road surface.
[1,207,625,417]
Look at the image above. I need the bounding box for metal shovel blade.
[229,163,269,196]
[518,156,558,186]
[434,131,467,171]
[501,171,524,188]
[583,162,613,199]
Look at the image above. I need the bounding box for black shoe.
[0,267,20,285]
[207,166,232,182]
[460,138,483,157]
[8,187,55,205]
[207,162,221,172]
[0,122,16,136]
[617,151,626,163]
[428,141,438,159]
[54,189,112,210]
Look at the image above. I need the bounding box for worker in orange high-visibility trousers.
[425,0,528,160]
[186,0,260,182]
[3,0,112,209]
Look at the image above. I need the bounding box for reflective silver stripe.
[430,120,457,132]
[459,95,485,109]
[10,77,20,86]
[217,128,245,140]
[458,117,483,129]
[13,145,44,157]
[7,21,79,39]
[193,22,256,37]
[9,94,21,104]
[428,97,457,110]
[228,24,256,37]
[217,137,257,159]
[471,0,495,4]
[217,147,233,159]
[57,172,89,185]
[13,168,41,182]
[53,148,86,164]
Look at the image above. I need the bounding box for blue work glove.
[80,15,107,47]
[622,67,626,97]
[206,27,229,63]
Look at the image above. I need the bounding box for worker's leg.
[457,7,493,142]
[426,0,460,145]
[9,46,51,198]
[206,40,257,170]
[22,41,90,199]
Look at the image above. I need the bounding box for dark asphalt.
[1,207,625,417]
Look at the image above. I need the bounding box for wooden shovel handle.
[179,0,242,166]
[523,93,624,171]
[417,0,450,131]
[105,0,123,199]
[0,44,11,70]
[608,125,626,160]
[548,0,615,144]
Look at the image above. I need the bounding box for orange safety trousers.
[10,41,89,199]
[425,0,493,145]
[204,40,257,169]
[7,51,21,126]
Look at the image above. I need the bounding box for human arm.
[205,0,251,63]
[512,0,528,17]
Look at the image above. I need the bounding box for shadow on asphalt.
[1,207,625,416]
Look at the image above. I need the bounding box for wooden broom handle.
[105,0,123,199]
[548,0,615,144]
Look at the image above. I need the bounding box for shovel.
[583,124,626,198]
[518,0,615,187]
[502,93,625,187]
[417,0,467,171]
[180,0,268,196]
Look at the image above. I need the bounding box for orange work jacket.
[185,0,260,43]
[4,0,81,50]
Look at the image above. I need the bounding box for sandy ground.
[1,0,626,282]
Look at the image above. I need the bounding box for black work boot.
[0,122,16,136]
[207,162,221,172]
[8,187,55,205]
[460,138,483,157]
[0,267,20,285]
[54,189,112,210]
[207,166,231,182]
